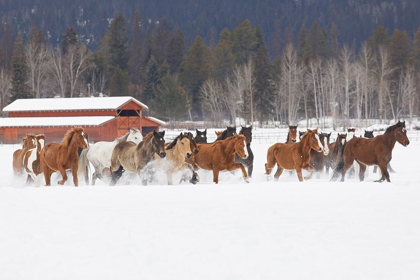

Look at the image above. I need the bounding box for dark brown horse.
[265,129,323,182]
[331,121,409,182]
[326,133,347,174]
[309,132,330,178]
[285,125,298,144]
[13,133,37,176]
[364,130,395,174]
[195,129,207,144]
[235,126,254,177]
[110,130,166,186]
[194,134,249,184]
[215,126,236,141]
[24,134,46,186]
[40,127,89,186]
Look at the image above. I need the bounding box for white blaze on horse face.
[341,137,346,145]
[32,139,36,146]
[243,140,249,158]
[82,132,89,147]
[322,138,330,155]
[314,134,323,152]
[38,139,45,149]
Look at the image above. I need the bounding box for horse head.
[166,133,192,158]
[36,134,46,150]
[288,125,298,143]
[299,131,305,141]
[216,126,237,141]
[71,127,89,149]
[195,129,207,144]
[184,132,199,154]
[306,129,323,153]
[364,130,374,139]
[152,130,166,158]
[24,134,37,150]
[393,121,410,147]
[233,134,248,159]
[346,128,356,141]
[337,133,347,146]
[240,125,253,144]
[127,128,143,143]
[320,132,330,155]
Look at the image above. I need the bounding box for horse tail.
[265,144,278,174]
[78,148,90,185]
[330,142,347,181]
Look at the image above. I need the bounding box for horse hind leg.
[110,165,124,186]
[358,163,367,182]
[274,165,284,180]
[375,162,390,182]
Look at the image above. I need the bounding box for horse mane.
[61,127,83,148]
[166,134,183,150]
[143,131,154,141]
[217,127,236,140]
[385,121,405,134]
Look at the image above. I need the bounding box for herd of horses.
[11,121,410,187]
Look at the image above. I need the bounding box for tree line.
[0,13,419,128]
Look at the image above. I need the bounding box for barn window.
[117,109,139,117]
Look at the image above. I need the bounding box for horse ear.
[307,129,310,133]
[250,125,252,130]
[204,129,207,134]
[153,130,158,138]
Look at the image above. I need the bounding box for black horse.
[194,129,208,144]
[235,126,254,177]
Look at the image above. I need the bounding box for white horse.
[78,128,143,185]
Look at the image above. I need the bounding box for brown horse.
[234,126,254,177]
[265,129,323,182]
[110,130,166,186]
[215,130,223,138]
[12,133,37,176]
[309,132,330,178]
[364,130,395,174]
[331,121,409,182]
[285,125,298,144]
[40,127,89,186]
[194,134,249,184]
[326,133,347,174]
[24,134,46,186]
[153,133,195,185]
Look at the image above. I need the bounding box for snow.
[3,96,148,112]
[0,116,115,127]
[1,132,420,280]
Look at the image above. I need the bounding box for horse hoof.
[244,178,250,183]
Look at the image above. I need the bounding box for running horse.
[285,125,298,144]
[308,132,330,178]
[195,129,208,144]
[12,133,37,176]
[109,130,166,186]
[40,127,89,186]
[23,134,46,187]
[265,129,323,182]
[325,133,347,174]
[235,126,254,177]
[363,130,395,174]
[194,134,249,184]
[331,121,409,182]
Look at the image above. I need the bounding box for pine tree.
[308,21,329,59]
[143,29,153,67]
[0,17,15,71]
[110,67,130,96]
[232,20,257,65]
[389,29,412,72]
[152,74,187,120]
[368,25,391,53]
[269,19,282,62]
[330,23,339,59]
[153,18,170,66]
[10,31,32,102]
[166,29,186,74]
[253,31,275,125]
[179,35,213,119]
[413,26,420,70]
[128,10,143,86]
[298,24,311,65]
[143,56,160,105]
[109,13,129,71]
[62,27,79,55]
[213,28,235,81]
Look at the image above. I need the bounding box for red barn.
[0,96,166,143]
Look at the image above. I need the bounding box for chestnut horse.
[109,130,166,186]
[24,134,46,187]
[265,129,323,182]
[40,127,89,186]
[194,134,249,184]
[12,133,37,176]
[285,125,298,144]
[331,121,409,182]
[234,126,254,177]
[153,133,195,185]
[326,133,347,174]
[363,130,395,174]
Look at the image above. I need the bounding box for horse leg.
[166,171,173,185]
[57,167,68,185]
[375,162,390,182]
[110,165,124,186]
[186,164,199,184]
[42,165,52,187]
[247,163,253,178]
[358,163,367,182]
[340,156,354,182]
[234,163,249,183]
[273,165,283,180]
[296,167,304,182]
[72,168,79,187]
[212,169,220,184]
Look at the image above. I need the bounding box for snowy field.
[1,131,420,280]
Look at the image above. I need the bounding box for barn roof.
[144,116,167,126]
[3,96,148,112]
[0,116,115,127]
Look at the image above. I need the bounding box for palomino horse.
[326,133,347,174]
[265,129,323,182]
[331,121,409,182]
[234,126,254,177]
[153,133,195,185]
[308,132,330,178]
[109,130,166,186]
[40,127,89,186]
[23,134,46,186]
[285,125,298,144]
[78,128,143,185]
[363,130,395,174]
[195,129,207,143]
[12,134,37,176]
[194,134,249,184]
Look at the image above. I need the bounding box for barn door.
[117,116,140,137]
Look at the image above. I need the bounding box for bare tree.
[66,44,92,97]
[339,45,354,127]
[0,69,11,115]
[399,66,417,124]
[325,59,340,129]
[49,47,67,97]
[200,78,225,126]
[359,43,375,127]
[242,59,255,124]
[26,41,50,98]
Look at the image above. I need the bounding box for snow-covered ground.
[1,133,420,280]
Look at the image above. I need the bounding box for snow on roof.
[3,96,148,112]
[0,116,115,127]
[144,116,166,126]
